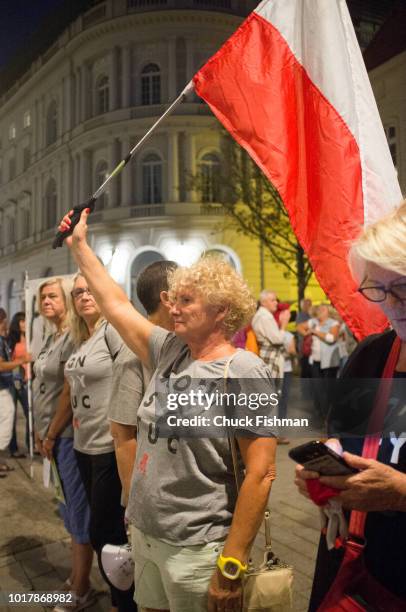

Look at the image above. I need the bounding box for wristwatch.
[217,554,247,580]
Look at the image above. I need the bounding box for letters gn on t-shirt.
[127,326,277,546]
[33,331,75,439]
[64,321,123,454]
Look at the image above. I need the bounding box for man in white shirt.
[251,290,291,379]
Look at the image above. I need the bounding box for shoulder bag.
[224,356,294,611]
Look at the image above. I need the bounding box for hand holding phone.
[289,440,359,476]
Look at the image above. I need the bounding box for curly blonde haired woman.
[58,208,278,612]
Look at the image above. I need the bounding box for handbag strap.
[349,335,401,540]
[223,354,273,549]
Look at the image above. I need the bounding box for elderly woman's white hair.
[168,257,256,337]
[349,199,406,282]
[37,276,73,334]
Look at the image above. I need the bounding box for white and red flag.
[193,0,402,339]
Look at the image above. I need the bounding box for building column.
[32,101,38,157]
[121,136,133,207]
[185,39,194,81]
[167,37,177,100]
[185,132,196,202]
[75,67,81,124]
[57,162,64,219]
[80,150,92,202]
[38,98,44,152]
[75,154,81,204]
[108,140,119,207]
[122,44,131,108]
[167,131,179,203]
[110,47,119,111]
[81,64,89,122]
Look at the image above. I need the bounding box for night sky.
[0,0,66,70]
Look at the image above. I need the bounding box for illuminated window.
[9,124,16,140]
[199,153,221,203]
[23,111,31,128]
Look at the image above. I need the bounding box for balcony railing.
[130,203,166,217]
[127,0,253,17]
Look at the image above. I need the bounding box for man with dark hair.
[109,260,177,504]
[0,309,31,475]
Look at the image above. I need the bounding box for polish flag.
[193,0,402,339]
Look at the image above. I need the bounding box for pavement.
[0,384,322,612]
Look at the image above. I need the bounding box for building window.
[385,125,397,168]
[46,101,58,146]
[23,111,31,128]
[142,153,162,204]
[95,161,109,210]
[199,152,221,203]
[9,157,16,181]
[23,147,31,171]
[9,124,16,140]
[7,217,15,245]
[96,75,109,114]
[45,179,57,230]
[141,64,161,105]
[21,209,30,239]
[0,158,2,185]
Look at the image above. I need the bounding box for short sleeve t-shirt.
[33,331,74,439]
[127,326,277,546]
[64,321,123,455]
[108,343,150,426]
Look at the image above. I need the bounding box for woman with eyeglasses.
[64,273,137,612]
[34,278,94,611]
[295,201,406,610]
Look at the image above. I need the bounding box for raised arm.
[59,209,155,366]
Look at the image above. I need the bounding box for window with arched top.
[7,217,15,245]
[45,179,57,230]
[46,101,58,146]
[199,153,221,203]
[142,153,162,204]
[95,161,109,210]
[96,75,109,115]
[141,64,161,105]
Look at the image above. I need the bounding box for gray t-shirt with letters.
[33,331,74,439]
[127,326,277,545]
[65,321,122,454]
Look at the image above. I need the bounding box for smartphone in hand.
[289,440,358,476]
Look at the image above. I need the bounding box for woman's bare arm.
[60,209,155,366]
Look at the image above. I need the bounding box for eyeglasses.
[358,282,406,303]
[71,287,92,300]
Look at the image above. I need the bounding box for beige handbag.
[224,356,294,611]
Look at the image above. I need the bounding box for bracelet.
[44,435,55,442]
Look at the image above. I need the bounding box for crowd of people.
[0,199,405,611]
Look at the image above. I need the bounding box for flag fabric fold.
[193,0,402,339]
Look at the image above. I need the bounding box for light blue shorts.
[54,437,90,545]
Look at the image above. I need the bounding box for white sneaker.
[52,588,96,612]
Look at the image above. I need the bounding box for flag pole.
[53,80,195,248]
[24,270,35,479]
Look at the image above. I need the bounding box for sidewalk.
[0,389,321,611]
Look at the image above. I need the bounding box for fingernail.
[85,208,90,214]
